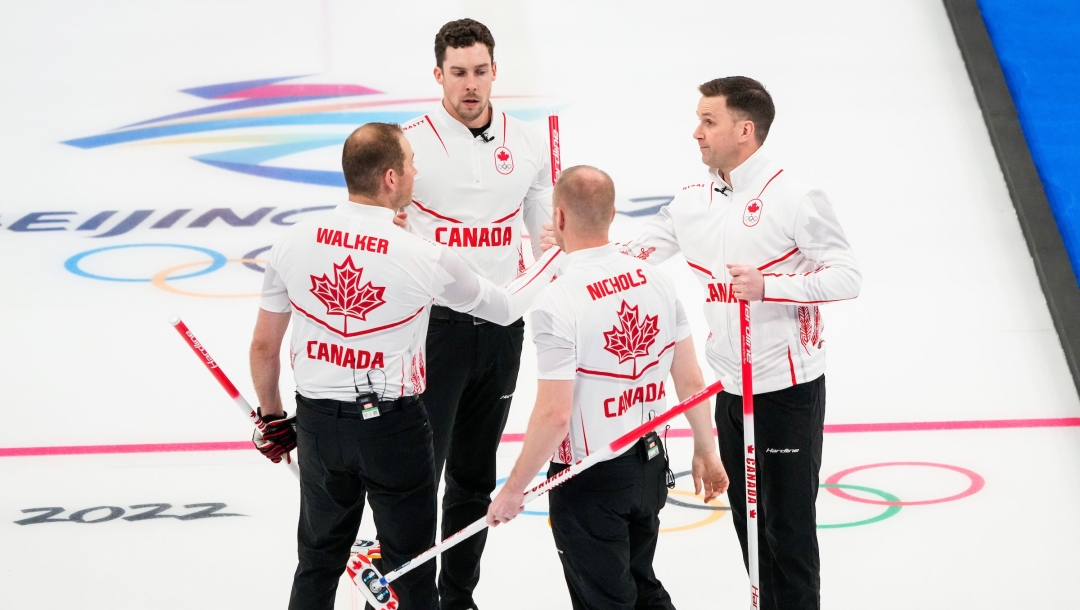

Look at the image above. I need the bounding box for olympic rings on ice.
[816,484,901,529]
[659,489,728,534]
[63,242,271,298]
[823,462,985,507]
[494,462,984,532]
[64,243,227,282]
[241,245,271,273]
[151,258,266,299]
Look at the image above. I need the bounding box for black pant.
[289,396,438,610]
[716,375,826,610]
[424,313,525,610]
[547,441,675,610]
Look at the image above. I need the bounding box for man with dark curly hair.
[397,18,557,610]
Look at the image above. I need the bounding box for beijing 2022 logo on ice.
[9,76,674,239]
[11,76,677,298]
[63,75,555,188]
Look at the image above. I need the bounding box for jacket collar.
[562,243,620,268]
[335,201,396,223]
[714,146,774,193]
[432,99,502,141]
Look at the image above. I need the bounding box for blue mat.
[978,0,1080,285]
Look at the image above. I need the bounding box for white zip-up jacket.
[401,103,553,286]
[619,149,861,394]
[260,202,562,401]
[530,244,691,463]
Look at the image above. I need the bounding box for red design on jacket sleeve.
[797,306,813,355]
[410,352,427,395]
[555,435,573,463]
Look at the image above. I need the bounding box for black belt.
[298,393,419,418]
[430,305,487,325]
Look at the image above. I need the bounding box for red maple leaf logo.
[797,306,813,354]
[309,256,386,334]
[747,202,760,214]
[603,300,660,377]
[497,149,510,162]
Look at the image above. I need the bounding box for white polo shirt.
[401,102,553,286]
[260,201,562,401]
[618,148,861,394]
[530,244,691,464]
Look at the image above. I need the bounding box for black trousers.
[289,396,438,610]
[424,313,525,610]
[716,374,826,610]
[547,441,675,610]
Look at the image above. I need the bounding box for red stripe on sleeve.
[510,250,561,295]
[758,247,800,271]
[763,296,855,305]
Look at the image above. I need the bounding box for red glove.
[253,409,297,463]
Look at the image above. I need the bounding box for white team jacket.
[401,102,553,286]
[530,244,691,464]
[260,202,562,401]
[619,149,861,395]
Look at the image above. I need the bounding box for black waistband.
[429,305,487,325]
[297,393,419,418]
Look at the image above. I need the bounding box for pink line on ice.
[2,417,1079,458]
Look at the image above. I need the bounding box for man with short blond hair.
[489,165,727,610]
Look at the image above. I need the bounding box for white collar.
[562,243,620,268]
[334,201,396,222]
[717,146,774,193]
[433,99,502,141]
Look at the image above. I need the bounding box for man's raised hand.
[727,264,764,302]
[538,221,557,252]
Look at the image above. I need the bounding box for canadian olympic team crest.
[743,198,763,227]
[494,146,514,174]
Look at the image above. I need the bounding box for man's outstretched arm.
[486,379,573,526]
[669,334,728,502]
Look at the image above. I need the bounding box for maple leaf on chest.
[309,256,386,321]
[497,149,510,161]
[603,300,660,364]
[747,202,760,213]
